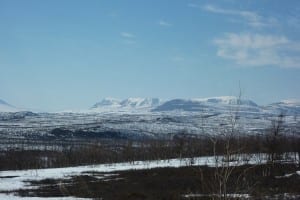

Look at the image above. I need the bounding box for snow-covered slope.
[152,99,208,112]
[120,98,161,108]
[1,97,299,141]
[90,98,162,112]
[153,96,259,112]
[197,96,258,106]
[264,99,300,115]
[91,98,121,109]
[0,99,21,112]
[2,96,299,115]
[90,96,300,115]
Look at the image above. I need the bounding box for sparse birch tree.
[202,87,254,199]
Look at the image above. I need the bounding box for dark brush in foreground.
[13,164,300,200]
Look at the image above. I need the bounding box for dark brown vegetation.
[0,132,299,170]
[1,112,299,199]
[14,163,300,200]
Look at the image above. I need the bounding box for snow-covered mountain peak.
[153,96,259,112]
[0,99,21,112]
[277,99,300,107]
[0,99,11,106]
[191,96,258,106]
[263,99,300,115]
[120,98,161,108]
[91,98,121,108]
[90,97,163,112]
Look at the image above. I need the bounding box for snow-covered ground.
[0,194,88,200]
[0,110,298,145]
[0,153,298,199]
[182,193,300,200]
[0,156,215,192]
[0,96,299,143]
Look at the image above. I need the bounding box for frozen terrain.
[90,97,162,113]
[0,153,298,199]
[0,97,299,199]
[0,97,299,145]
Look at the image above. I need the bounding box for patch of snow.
[182,193,251,199]
[0,194,89,200]
[0,153,298,199]
[275,173,294,179]
[0,153,278,192]
[279,99,300,106]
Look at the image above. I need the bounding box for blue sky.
[1,0,300,111]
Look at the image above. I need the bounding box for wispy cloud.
[214,33,300,68]
[120,32,136,45]
[158,20,172,27]
[120,32,135,38]
[203,4,278,28]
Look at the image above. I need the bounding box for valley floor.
[0,154,299,199]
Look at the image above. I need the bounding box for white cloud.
[214,33,300,68]
[120,32,136,45]
[203,4,278,28]
[120,32,135,38]
[158,20,172,27]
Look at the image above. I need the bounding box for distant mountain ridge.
[152,96,258,112]
[1,97,300,115]
[263,99,300,115]
[91,98,121,108]
[120,98,161,108]
[0,99,21,112]
[89,96,259,113]
[194,96,258,106]
[0,99,10,106]
[91,98,162,112]
[90,96,299,115]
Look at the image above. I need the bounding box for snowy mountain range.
[263,99,300,115]
[1,97,299,140]
[91,98,162,112]
[88,96,300,116]
[0,97,300,116]
[152,96,259,112]
[90,96,260,113]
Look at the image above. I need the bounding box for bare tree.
[265,113,285,164]
[202,88,254,199]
